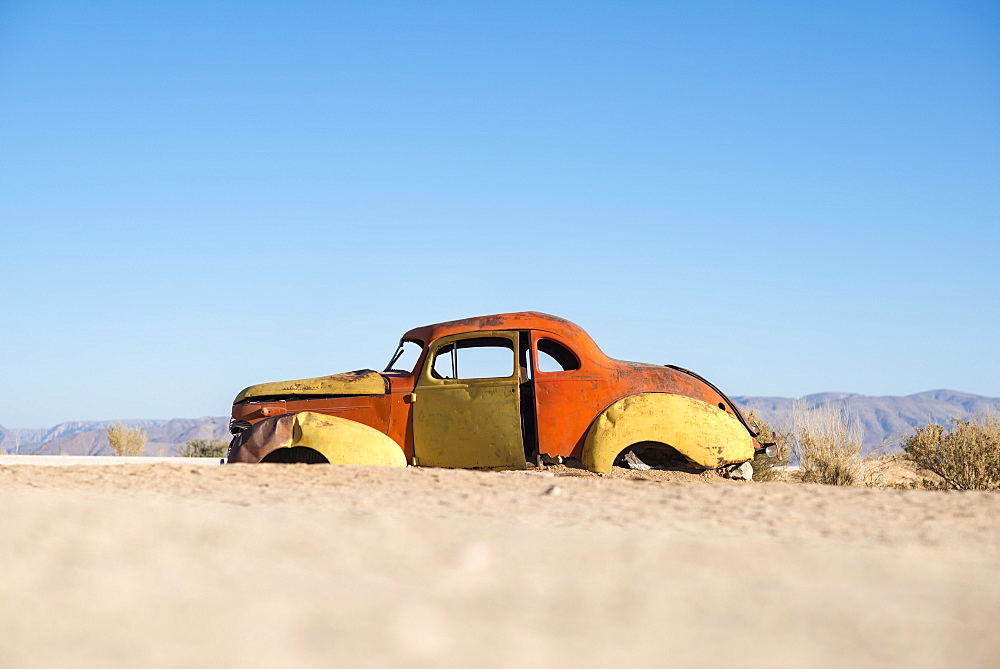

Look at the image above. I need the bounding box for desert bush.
[181,438,229,458]
[106,422,147,456]
[745,410,792,481]
[791,401,866,486]
[902,414,1000,491]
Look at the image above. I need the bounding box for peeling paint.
[234,369,387,404]
[582,393,755,474]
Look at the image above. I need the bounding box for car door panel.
[413,331,525,469]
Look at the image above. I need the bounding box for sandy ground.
[1,463,998,668]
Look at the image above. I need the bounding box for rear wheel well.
[260,447,330,464]
[613,441,699,470]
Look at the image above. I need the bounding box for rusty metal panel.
[234,369,387,404]
[229,411,405,466]
[232,395,393,436]
[526,328,756,462]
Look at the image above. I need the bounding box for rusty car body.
[227,312,770,473]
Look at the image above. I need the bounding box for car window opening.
[432,337,515,380]
[537,338,580,373]
[385,340,423,374]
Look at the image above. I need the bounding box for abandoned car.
[227,312,772,474]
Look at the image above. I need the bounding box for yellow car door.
[412,331,525,469]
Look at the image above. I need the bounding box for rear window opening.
[536,338,580,373]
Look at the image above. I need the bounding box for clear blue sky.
[2,1,998,428]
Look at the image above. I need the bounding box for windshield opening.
[384,339,423,374]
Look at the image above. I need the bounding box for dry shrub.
[181,439,229,458]
[791,401,867,486]
[902,413,1000,491]
[745,410,792,481]
[106,422,147,456]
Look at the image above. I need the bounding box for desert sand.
[1,462,998,668]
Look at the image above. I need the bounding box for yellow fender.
[582,393,754,474]
[240,411,406,466]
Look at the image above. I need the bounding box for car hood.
[233,369,388,404]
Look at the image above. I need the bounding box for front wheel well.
[260,446,330,464]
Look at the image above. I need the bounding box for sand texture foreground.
[1,463,998,667]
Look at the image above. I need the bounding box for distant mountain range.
[0,418,231,456]
[1,390,997,456]
[733,390,1000,452]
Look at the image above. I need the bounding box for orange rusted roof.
[403,311,604,355]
